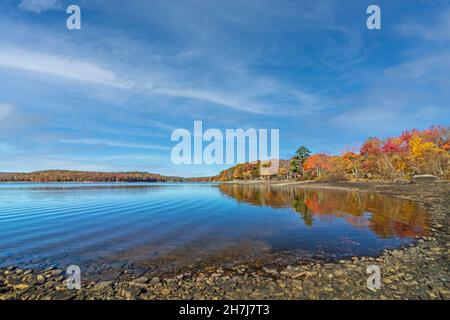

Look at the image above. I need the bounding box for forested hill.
[0,170,184,182]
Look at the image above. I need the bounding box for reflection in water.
[219,184,429,239]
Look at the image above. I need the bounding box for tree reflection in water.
[218,184,429,238]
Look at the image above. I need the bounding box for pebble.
[334,269,345,277]
[149,277,160,285]
[131,276,148,284]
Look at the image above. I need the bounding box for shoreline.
[1,181,448,300]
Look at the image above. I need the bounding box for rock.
[160,288,171,295]
[303,280,314,290]
[263,267,278,275]
[334,269,345,277]
[0,293,17,300]
[55,285,66,291]
[94,281,112,289]
[120,287,144,299]
[211,273,222,277]
[13,283,29,290]
[149,277,160,285]
[412,174,439,183]
[131,276,148,284]
[438,288,450,298]
[50,270,63,276]
[404,274,414,281]
[323,286,334,292]
[292,280,303,289]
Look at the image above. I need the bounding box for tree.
[341,152,362,178]
[303,154,332,178]
[290,146,311,176]
[360,137,383,177]
[360,137,382,157]
[409,135,447,175]
[294,146,312,162]
[290,158,301,174]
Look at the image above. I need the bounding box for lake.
[0,183,429,279]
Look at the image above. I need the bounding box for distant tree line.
[0,170,184,183]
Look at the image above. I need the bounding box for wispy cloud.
[150,87,274,115]
[60,138,170,150]
[0,46,131,88]
[331,52,450,135]
[0,0,327,117]
[19,0,61,13]
[0,45,318,115]
[396,10,450,42]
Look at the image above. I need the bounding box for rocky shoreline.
[1,181,448,300]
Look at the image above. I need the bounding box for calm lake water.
[0,183,429,278]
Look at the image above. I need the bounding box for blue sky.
[0,0,449,177]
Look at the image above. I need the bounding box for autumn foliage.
[217,125,450,181]
[337,125,450,180]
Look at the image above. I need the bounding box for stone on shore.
[412,174,439,183]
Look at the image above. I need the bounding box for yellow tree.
[409,135,448,175]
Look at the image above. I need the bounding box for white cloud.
[0,46,131,89]
[0,46,318,115]
[0,5,324,116]
[0,46,261,114]
[396,10,450,42]
[383,53,450,84]
[19,0,61,13]
[60,138,170,150]
[0,4,325,116]
[331,49,450,136]
[151,85,319,115]
[151,87,270,114]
